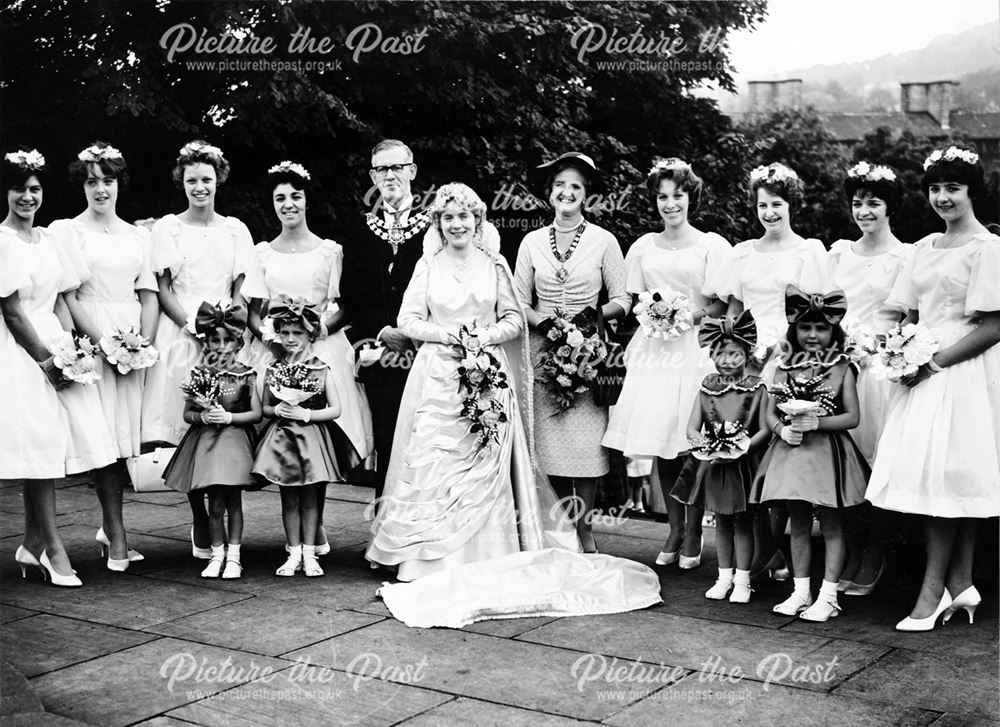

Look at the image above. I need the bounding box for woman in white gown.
[866,146,1000,631]
[52,142,158,570]
[366,183,661,628]
[141,141,255,557]
[241,160,374,554]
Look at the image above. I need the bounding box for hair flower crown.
[750,163,799,183]
[847,161,896,182]
[179,141,224,160]
[648,157,691,176]
[77,145,123,163]
[268,161,311,180]
[923,146,979,171]
[5,149,46,170]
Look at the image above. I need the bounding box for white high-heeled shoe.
[14,546,45,580]
[679,536,704,570]
[895,590,953,632]
[942,586,981,625]
[39,551,82,587]
[96,527,144,562]
[190,527,212,560]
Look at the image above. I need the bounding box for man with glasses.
[341,139,431,501]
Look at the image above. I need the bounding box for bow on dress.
[265,295,322,335]
[784,285,847,325]
[194,301,248,337]
[698,309,758,351]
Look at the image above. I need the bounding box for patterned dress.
[513,223,629,477]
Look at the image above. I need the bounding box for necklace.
[549,222,586,283]
[366,210,431,255]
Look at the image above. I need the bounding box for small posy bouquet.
[99,327,159,375]
[870,322,939,382]
[634,287,693,341]
[451,324,509,448]
[771,372,836,418]
[49,332,101,385]
[843,319,879,368]
[180,367,230,410]
[690,420,751,461]
[268,361,324,405]
[536,310,608,413]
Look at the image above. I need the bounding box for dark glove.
[571,306,599,332]
[536,317,557,336]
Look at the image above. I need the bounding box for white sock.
[717,567,734,582]
[227,544,241,560]
[733,569,750,586]
[819,579,839,599]
[793,576,811,596]
[302,544,316,558]
[210,544,226,559]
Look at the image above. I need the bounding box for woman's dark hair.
[545,160,594,198]
[266,168,311,195]
[646,159,703,214]
[68,141,130,191]
[921,146,985,200]
[2,148,47,189]
[750,164,804,213]
[171,140,230,189]
[785,313,846,357]
[844,176,901,218]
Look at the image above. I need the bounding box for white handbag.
[126,447,175,492]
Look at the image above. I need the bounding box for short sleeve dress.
[50,219,157,459]
[827,238,911,463]
[141,214,255,447]
[239,239,373,459]
[602,231,731,460]
[866,233,1000,518]
[513,223,629,477]
[162,364,260,492]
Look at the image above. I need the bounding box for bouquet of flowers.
[634,287,693,341]
[690,420,751,461]
[771,371,837,418]
[451,324,509,449]
[843,319,879,368]
[99,326,158,374]
[870,322,939,382]
[180,367,231,410]
[536,310,608,413]
[268,361,324,405]
[49,332,101,385]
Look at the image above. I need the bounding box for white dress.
[239,239,373,459]
[866,233,1000,518]
[50,220,157,459]
[0,227,115,477]
[141,214,255,447]
[827,239,911,463]
[603,231,731,459]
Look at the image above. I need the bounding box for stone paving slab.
[395,696,593,726]
[517,610,891,692]
[0,604,38,625]
[1,614,156,678]
[832,645,1000,718]
[29,637,291,727]
[461,615,559,639]
[1,659,44,716]
[164,665,451,727]
[283,619,686,721]
[148,595,383,657]
[602,672,939,727]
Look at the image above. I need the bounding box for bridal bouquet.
[690,420,751,461]
[843,319,879,368]
[180,367,232,410]
[870,322,939,382]
[451,324,509,448]
[536,310,608,413]
[49,332,101,385]
[268,361,324,405]
[771,371,837,418]
[634,287,693,341]
[99,326,159,375]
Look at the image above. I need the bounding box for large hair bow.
[785,285,847,324]
[194,301,247,337]
[698,310,758,351]
[266,295,322,334]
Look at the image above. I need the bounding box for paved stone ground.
[1,479,997,727]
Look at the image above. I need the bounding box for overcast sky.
[726,0,999,78]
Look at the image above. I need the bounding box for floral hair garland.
[430,182,487,221]
[847,161,896,182]
[923,146,979,170]
[77,145,123,163]
[268,161,311,180]
[179,141,224,160]
[750,163,799,184]
[5,149,46,170]
[648,157,691,176]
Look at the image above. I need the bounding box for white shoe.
[799,595,840,622]
[221,558,242,580]
[705,579,734,600]
[773,591,813,616]
[200,556,224,578]
[729,582,752,604]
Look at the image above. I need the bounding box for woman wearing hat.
[513,152,629,553]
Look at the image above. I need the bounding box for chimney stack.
[901,81,958,130]
[747,79,803,114]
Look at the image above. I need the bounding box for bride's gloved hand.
[571,306,599,331]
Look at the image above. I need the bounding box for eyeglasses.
[371,163,413,177]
